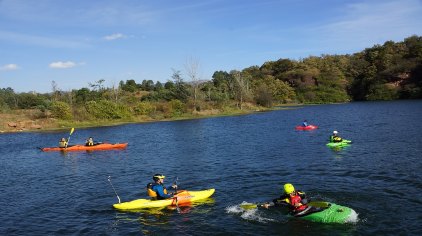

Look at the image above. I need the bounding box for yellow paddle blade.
[70,128,75,135]
[240,203,258,210]
[308,201,330,208]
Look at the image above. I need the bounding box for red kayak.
[41,143,128,152]
[295,125,318,130]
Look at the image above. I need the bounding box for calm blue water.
[0,100,421,235]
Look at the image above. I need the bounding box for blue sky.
[0,0,421,93]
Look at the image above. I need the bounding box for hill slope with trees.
[1,36,421,132]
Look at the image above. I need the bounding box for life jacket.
[289,194,308,212]
[86,140,94,146]
[276,191,308,212]
[146,183,168,198]
[59,140,67,148]
[330,135,343,143]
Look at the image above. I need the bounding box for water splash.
[226,202,276,223]
[345,209,359,224]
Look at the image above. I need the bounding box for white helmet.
[333,131,338,134]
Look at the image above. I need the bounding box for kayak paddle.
[174,177,180,213]
[108,176,121,203]
[65,128,75,148]
[240,201,331,210]
[240,203,260,210]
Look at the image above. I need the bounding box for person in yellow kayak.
[262,183,311,215]
[329,131,343,143]
[85,137,94,146]
[59,138,68,148]
[147,174,178,200]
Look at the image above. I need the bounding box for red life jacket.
[289,194,307,212]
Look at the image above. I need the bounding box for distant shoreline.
[1,105,300,134]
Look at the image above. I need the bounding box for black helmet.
[153,174,165,181]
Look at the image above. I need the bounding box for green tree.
[50,101,72,120]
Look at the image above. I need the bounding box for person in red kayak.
[330,131,343,143]
[59,137,68,148]
[302,120,309,127]
[262,183,310,215]
[85,137,94,146]
[147,174,178,200]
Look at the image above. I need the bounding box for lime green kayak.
[239,201,357,224]
[113,189,215,210]
[300,201,357,224]
[326,139,351,148]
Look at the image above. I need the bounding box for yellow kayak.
[113,189,215,210]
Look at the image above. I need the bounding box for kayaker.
[330,131,343,143]
[85,137,94,146]
[302,120,309,127]
[59,138,68,148]
[147,174,178,200]
[262,183,310,214]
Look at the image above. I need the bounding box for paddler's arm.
[153,185,173,199]
[262,197,289,208]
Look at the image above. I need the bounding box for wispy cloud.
[0,30,90,49]
[0,64,19,71]
[103,33,126,41]
[0,0,154,27]
[49,61,82,69]
[312,0,422,50]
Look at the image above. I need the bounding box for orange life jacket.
[146,183,168,198]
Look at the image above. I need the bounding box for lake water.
[0,100,421,235]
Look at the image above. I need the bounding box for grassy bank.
[0,104,284,134]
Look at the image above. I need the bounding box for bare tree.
[51,80,60,102]
[231,70,251,110]
[185,56,200,110]
[110,81,121,102]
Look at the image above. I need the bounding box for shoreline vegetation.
[1,36,421,134]
[1,103,296,133]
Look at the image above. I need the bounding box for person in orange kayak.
[59,138,68,148]
[85,137,94,146]
[147,174,178,200]
[262,183,310,215]
[330,131,343,143]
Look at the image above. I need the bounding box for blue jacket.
[151,184,173,199]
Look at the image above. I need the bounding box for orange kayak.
[41,143,128,152]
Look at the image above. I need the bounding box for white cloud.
[0,64,19,71]
[49,61,77,69]
[103,33,126,41]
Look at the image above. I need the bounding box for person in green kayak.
[59,137,68,148]
[330,131,343,143]
[85,137,94,146]
[262,183,311,215]
[147,174,178,200]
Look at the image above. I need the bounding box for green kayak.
[299,201,357,224]
[326,139,351,148]
[239,201,358,224]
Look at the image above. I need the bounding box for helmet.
[153,174,165,181]
[284,183,295,194]
[333,131,338,134]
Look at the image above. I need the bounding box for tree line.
[1,35,421,121]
